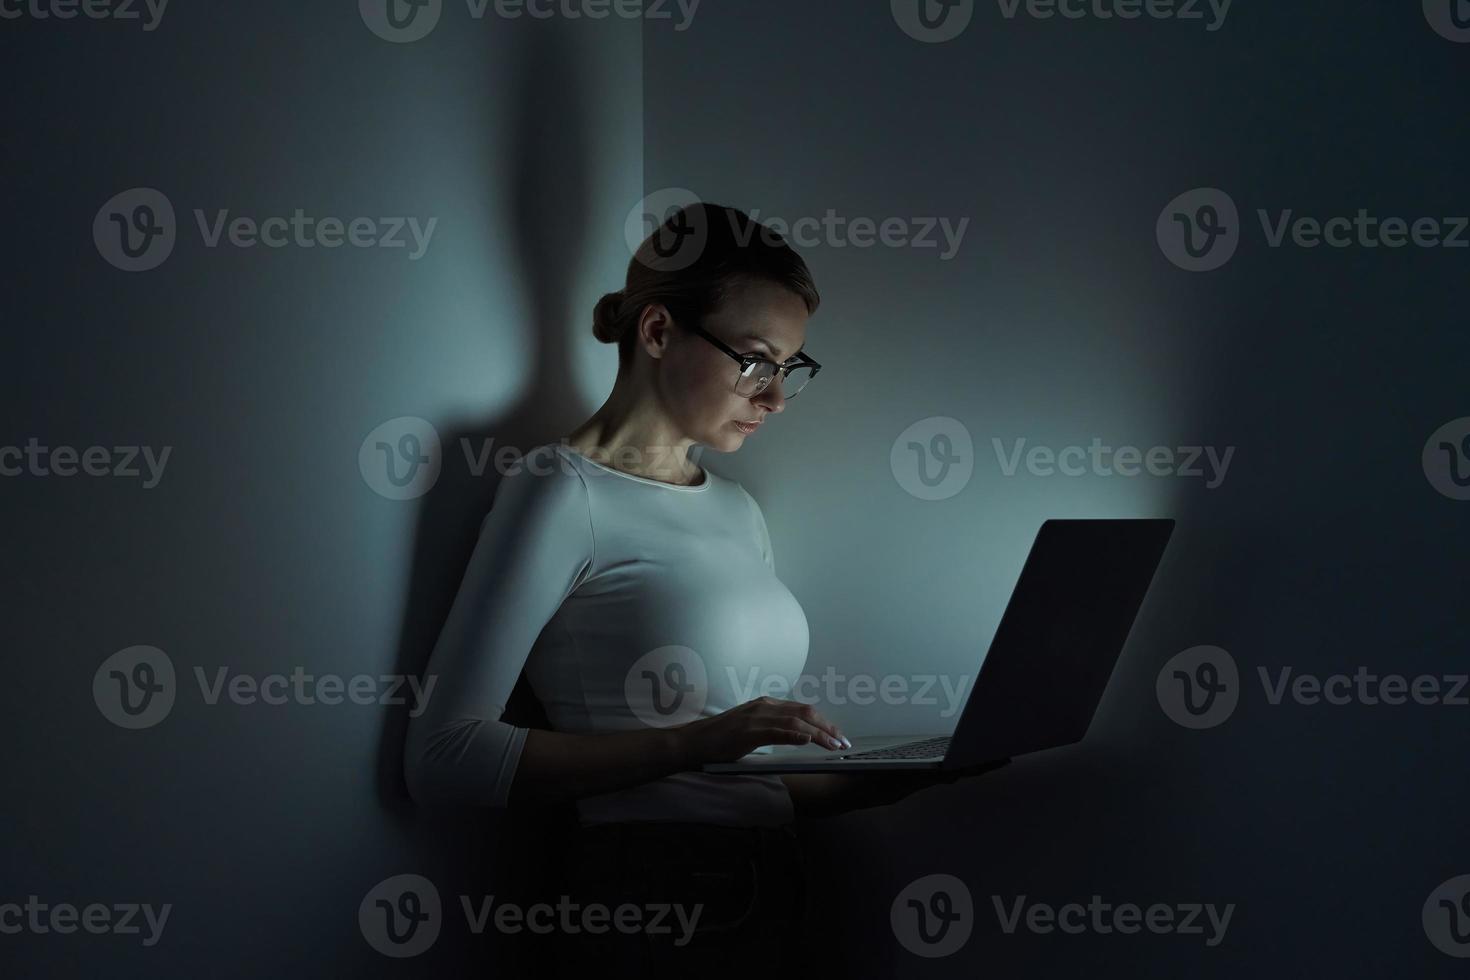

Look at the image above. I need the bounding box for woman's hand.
[674,696,851,765]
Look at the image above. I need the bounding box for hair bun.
[592,291,626,344]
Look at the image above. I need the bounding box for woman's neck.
[564,384,702,486]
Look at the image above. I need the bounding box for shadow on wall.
[373,23,598,973]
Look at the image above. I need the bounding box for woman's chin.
[714,423,747,451]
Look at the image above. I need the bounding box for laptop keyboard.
[841,735,951,760]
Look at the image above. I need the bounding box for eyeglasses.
[683,321,822,400]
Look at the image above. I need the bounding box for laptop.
[703,518,1174,774]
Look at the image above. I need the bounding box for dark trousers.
[548,820,809,978]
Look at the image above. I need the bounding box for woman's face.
[658,280,811,453]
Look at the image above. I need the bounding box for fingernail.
[839,737,852,749]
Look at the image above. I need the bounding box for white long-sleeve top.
[404,442,810,826]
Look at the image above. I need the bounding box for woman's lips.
[733,419,761,434]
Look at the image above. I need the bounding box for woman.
[404,203,995,974]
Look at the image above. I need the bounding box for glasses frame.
[683,320,822,399]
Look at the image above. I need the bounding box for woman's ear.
[636,302,675,360]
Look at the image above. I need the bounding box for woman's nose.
[753,383,786,413]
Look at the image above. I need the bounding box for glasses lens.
[735,361,815,399]
[735,360,777,397]
[779,364,815,399]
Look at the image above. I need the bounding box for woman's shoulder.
[489,442,593,511]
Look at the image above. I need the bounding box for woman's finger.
[788,716,846,751]
[776,700,850,748]
[755,726,813,747]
